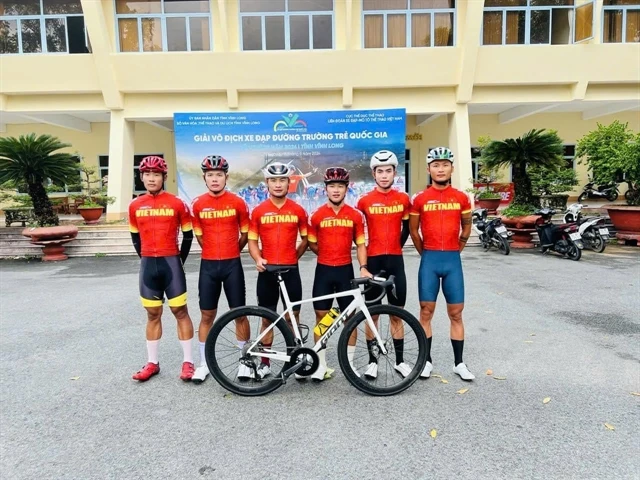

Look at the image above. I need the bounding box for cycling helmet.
[370,150,398,169]
[324,167,350,184]
[263,162,293,178]
[201,155,229,173]
[427,147,454,164]
[139,155,168,173]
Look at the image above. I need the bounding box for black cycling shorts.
[312,263,355,312]
[365,255,407,307]
[257,266,302,312]
[198,258,246,311]
[139,256,187,308]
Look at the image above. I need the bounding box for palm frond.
[481,129,565,170]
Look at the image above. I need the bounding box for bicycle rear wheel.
[337,305,427,396]
[205,306,296,396]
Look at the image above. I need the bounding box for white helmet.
[370,150,398,170]
[262,162,293,178]
[427,147,454,164]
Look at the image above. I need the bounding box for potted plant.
[467,162,504,214]
[73,160,115,224]
[530,164,579,210]
[481,129,565,248]
[577,120,640,244]
[0,134,80,260]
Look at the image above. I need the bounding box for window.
[481,0,594,45]
[562,144,575,170]
[98,154,165,193]
[471,147,482,181]
[603,0,640,43]
[239,0,333,51]
[0,0,90,54]
[115,0,211,52]
[363,0,455,48]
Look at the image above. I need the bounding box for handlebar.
[351,271,396,305]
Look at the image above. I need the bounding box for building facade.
[1,0,639,220]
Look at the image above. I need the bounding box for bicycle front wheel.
[205,306,296,396]
[337,305,427,396]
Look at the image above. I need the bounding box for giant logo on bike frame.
[174,109,406,214]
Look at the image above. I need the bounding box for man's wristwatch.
[359,264,368,270]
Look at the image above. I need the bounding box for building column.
[448,104,473,195]
[106,111,135,221]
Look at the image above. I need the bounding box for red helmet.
[324,167,350,184]
[139,156,168,173]
[201,155,229,173]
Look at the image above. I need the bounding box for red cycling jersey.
[129,191,193,257]
[357,188,411,256]
[248,198,308,265]
[308,204,366,266]
[191,191,250,260]
[410,185,471,251]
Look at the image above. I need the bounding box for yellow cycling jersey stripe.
[355,236,366,245]
[129,226,139,233]
[167,292,188,307]
[409,212,420,216]
[193,226,203,236]
[240,226,249,233]
[181,223,193,232]
[461,209,472,214]
[308,234,318,243]
[141,297,163,307]
[402,213,410,220]
[248,231,259,241]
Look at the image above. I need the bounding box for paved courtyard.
[1,245,639,480]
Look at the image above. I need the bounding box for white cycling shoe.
[364,362,378,379]
[420,361,433,378]
[237,363,252,381]
[453,362,475,381]
[192,365,209,384]
[394,362,412,378]
[256,364,271,379]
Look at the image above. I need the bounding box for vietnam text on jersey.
[248,198,308,265]
[357,189,411,256]
[129,191,193,257]
[409,185,471,251]
[308,204,366,266]
[191,191,250,260]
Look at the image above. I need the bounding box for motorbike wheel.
[606,191,618,202]
[577,193,587,203]
[495,234,510,255]
[566,244,582,261]
[589,230,606,253]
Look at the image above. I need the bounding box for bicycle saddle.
[265,264,298,274]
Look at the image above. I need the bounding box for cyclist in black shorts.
[190,155,250,383]
[356,150,413,378]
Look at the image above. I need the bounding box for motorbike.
[621,180,640,204]
[534,208,584,261]
[577,181,619,203]
[472,208,512,255]
[563,203,610,253]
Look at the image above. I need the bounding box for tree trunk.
[512,163,537,207]
[27,180,59,226]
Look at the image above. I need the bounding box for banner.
[174,109,406,213]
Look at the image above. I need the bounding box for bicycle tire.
[337,305,427,396]
[205,306,296,397]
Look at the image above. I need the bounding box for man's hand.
[256,257,268,272]
[360,267,373,279]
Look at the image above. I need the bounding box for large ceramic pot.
[500,215,541,249]
[476,198,502,215]
[605,205,640,245]
[78,206,104,224]
[22,225,79,261]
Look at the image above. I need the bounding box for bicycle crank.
[284,347,319,378]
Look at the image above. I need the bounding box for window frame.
[114,0,213,52]
[574,0,594,43]
[602,3,640,43]
[238,0,335,51]
[0,0,88,55]
[361,2,457,49]
[481,0,593,46]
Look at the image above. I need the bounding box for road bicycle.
[205,265,428,396]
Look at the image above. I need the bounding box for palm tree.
[0,134,79,226]
[481,128,565,207]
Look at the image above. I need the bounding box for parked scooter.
[577,181,619,203]
[534,208,584,261]
[621,180,640,204]
[472,208,512,255]
[563,203,610,253]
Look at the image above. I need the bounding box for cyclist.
[308,167,371,381]
[248,162,309,379]
[190,155,250,383]
[129,155,196,382]
[357,150,413,379]
[409,147,475,381]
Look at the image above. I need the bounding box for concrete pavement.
[1,245,639,479]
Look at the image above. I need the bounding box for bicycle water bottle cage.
[297,324,310,345]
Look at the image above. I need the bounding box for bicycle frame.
[246,273,389,363]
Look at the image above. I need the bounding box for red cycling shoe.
[132,362,160,382]
[180,362,195,381]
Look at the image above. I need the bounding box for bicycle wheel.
[205,306,296,396]
[337,305,427,396]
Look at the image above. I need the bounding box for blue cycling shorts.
[418,250,465,304]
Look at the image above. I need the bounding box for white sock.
[347,345,356,365]
[147,340,159,364]
[318,349,327,368]
[180,338,193,363]
[199,341,206,366]
[238,340,246,349]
